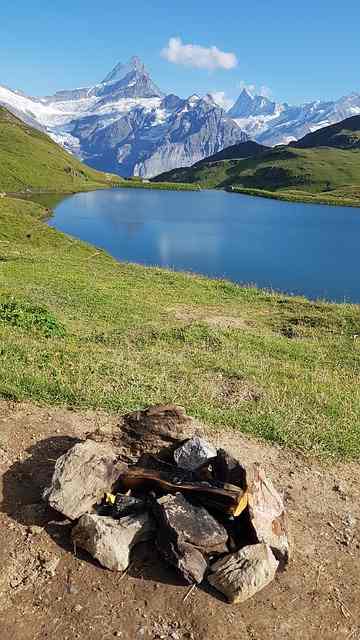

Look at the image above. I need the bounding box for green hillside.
[192,140,269,166]
[0,106,121,192]
[154,145,360,194]
[153,116,360,205]
[293,115,360,149]
[1,195,360,460]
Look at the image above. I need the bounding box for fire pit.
[43,405,290,604]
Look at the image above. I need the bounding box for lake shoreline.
[1,194,360,461]
[47,187,360,303]
[226,185,360,208]
[7,174,360,209]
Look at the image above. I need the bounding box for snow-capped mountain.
[1,58,360,176]
[229,89,280,119]
[71,92,248,177]
[0,58,247,177]
[228,88,360,146]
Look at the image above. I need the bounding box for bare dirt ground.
[0,400,359,640]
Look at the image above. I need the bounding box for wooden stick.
[183,584,196,602]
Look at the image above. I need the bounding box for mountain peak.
[102,56,146,85]
[229,88,277,119]
[128,56,145,72]
[239,87,254,99]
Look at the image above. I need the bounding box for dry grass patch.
[168,304,252,330]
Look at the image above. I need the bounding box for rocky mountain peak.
[101,56,146,85]
[228,89,277,119]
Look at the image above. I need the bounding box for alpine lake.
[37,187,360,303]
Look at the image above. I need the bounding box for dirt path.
[0,401,359,640]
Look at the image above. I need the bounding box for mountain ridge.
[1,57,360,177]
[0,57,247,177]
[231,89,360,146]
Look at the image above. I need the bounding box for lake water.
[48,187,360,303]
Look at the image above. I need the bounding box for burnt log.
[119,466,248,516]
[212,449,247,489]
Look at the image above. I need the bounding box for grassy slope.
[154,146,360,195]
[1,196,360,460]
[294,114,360,149]
[154,116,360,206]
[0,106,122,192]
[192,141,269,165]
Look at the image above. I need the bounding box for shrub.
[0,297,66,337]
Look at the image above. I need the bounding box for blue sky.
[1,0,359,105]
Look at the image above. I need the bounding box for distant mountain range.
[0,57,359,177]
[229,89,360,146]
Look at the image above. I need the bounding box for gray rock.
[72,512,155,571]
[174,436,217,471]
[246,463,290,565]
[154,493,228,584]
[208,543,279,603]
[155,493,228,554]
[159,537,208,585]
[44,440,127,520]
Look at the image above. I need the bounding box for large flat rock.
[118,404,197,458]
[44,440,127,520]
[209,543,279,603]
[153,493,228,584]
[72,512,155,571]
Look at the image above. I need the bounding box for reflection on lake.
[47,187,360,303]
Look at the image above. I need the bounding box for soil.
[0,400,359,640]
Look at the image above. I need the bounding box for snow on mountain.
[70,92,248,177]
[0,58,247,177]
[228,88,360,146]
[1,57,360,176]
[228,88,279,119]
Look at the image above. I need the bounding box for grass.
[0,105,200,195]
[0,106,122,193]
[227,186,360,208]
[119,179,201,191]
[1,195,360,460]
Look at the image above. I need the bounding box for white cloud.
[209,91,234,111]
[161,37,238,71]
